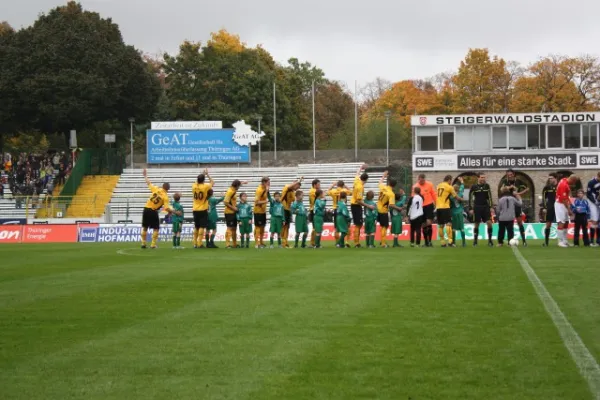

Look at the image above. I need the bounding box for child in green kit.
[291,190,309,248]
[172,192,184,249]
[336,192,352,248]
[206,189,224,248]
[313,189,326,248]
[391,188,407,248]
[451,177,466,247]
[237,192,253,248]
[363,191,377,248]
[269,191,284,248]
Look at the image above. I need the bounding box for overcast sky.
[5,0,600,86]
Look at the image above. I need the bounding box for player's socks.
[444,225,456,244]
[231,229,237,248]
[282,226,289,246]
[380,227,388,246]
[339,233,346,247]
[334,231,340,242]
[225,229,231,247]
[254,227,260,246]
[473,227,479,244]
[302,233,307,247]
[590,228,596,243]
[151,230,159,247]
[193,229,198,246]
[354,226,361,245]
[310,230,316,247]
[141,228,148,246]
[452,230,456,245]
[210,233,215,246]
[241,235,245,247]
[270,236,274,245]
[198,228,205,246]
[177,236,181,247]
[315,234,321,247]
[544,228,550,245]
[519,225,526,243]
[172,236,177,247]
[295,233,300,247]
[487,226,493,244]
[205,234,210,247]
[277,237,282,246]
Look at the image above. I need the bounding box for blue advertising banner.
[146,129,251,164]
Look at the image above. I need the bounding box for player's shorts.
[351,204,363,225]
[473,205,491,223]
[270,216,283,234]
[193,210,208,229]
[377,212,390,228]
[545,205,556,223]
[364,218,376,235]
[313,215,324,233]
[391,216,403,235]
[436,208,452,225]
[239,218,252,234]
[585,198,599,221]
[207,218,217,231]
[142,207,160,230]
[514,205,523,220]
[308,210,314,223]
[172,221,182,233]
[554,202,569,224]
[335,216,349,233]
[423,203,434,221]
[254,213,267,227]
[284,210,292,225]
[451,212,464,231]
[225,213,237,228]
[295,215,309,233]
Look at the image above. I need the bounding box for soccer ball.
[509,238,519,247]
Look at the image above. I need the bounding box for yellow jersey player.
[280,176,304,248]
[141,168,172,249]
[376,171,398,248]
[435,174,458,247]
[253,177,270,248]
[223,179,248,248]
[350,164,369,247]
[309,179,321,247]
[327,180,351,242]
[192,168,213,248]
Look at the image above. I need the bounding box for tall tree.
[511,55,585,112]
[453,48,511,113]
[0,1,161,137]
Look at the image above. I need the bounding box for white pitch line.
[512,246,600,399]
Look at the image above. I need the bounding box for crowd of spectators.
[1,151,72,207]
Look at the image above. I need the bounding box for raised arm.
[143,168,152,187]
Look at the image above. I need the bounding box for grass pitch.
[0,243,599,399]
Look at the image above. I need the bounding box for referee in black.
[469,172,494,247]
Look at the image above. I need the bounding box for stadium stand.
[107,163,386,223]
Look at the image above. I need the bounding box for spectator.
[56,163,66,186]
[0,181,4,199]
[52,152,60,169]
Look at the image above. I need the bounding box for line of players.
[138,166,590,249]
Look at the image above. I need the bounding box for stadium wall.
[130,149,412,168]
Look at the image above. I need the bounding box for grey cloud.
[4,0,600,84]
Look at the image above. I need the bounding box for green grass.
[0,242,598,399]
